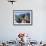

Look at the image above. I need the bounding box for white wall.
[0,0,46,42]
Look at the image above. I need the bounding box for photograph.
[13,10,32,25]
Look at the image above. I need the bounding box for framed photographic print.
[13,10,32,25]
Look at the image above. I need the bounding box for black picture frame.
[13,10,33,25]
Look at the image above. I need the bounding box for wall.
[0,0,46,42]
